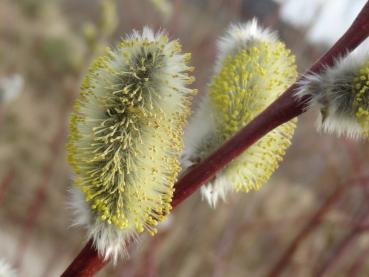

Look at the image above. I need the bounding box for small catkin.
[183,20,297,207]
[297,50,369,139]
[68,27,196,260]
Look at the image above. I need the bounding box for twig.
[344,140,369,197]
[0,166,15,205]
[61,2,369,276]
[61,240,109,277]
[347,243,369,276]
[266,184,347,277]
[266,176,369,277]
[315,206,369,277]
[13,122,66,270]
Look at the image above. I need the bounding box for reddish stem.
[266,185,347,277]
[267,176,369,277]
[61,2,369,276]
[61,240,109,277]
[314,212,369,277]
[0,167,15,205]
[347,243,369,276]
[14,125,66,270]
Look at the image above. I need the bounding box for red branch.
[266,184,347,277]
[61,2,369,276]
[14,123,66,270]
[266,176,369,277]
[314,211,369,277]
[347,243,369,276]
[61,240,109,277]
[0,167,15,205]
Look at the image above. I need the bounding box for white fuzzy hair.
[296,48,369,139]
[182,95,229,207]
[68,187,138,263]
[0,259,17,277]
[182,20,280,207]
[200,172,231,208]
[215,18,277,73]
[182,92,238,207]
[69,187,173,262]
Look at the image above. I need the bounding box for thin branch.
[315,207,369,277]
[61,2,369,276]
[14,85,74,270]
[14,122,66,270]
[347,243,369,276]
[61,240,109,277]
[0,166,15,205]
[266,184,347,277]
[267,176,369,277]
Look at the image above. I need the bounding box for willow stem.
[61,2,369,276]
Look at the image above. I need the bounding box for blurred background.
[1,0,369,276]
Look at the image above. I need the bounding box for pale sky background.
[275,0,367,45]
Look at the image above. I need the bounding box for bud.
[183,20,297,207]
[68,27,196,261]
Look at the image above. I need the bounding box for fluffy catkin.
[182,20,297,207]
[67,27,196,261]
[297,49,369,138]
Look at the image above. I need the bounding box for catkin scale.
[183,21,297,207]
[68,28,195,259]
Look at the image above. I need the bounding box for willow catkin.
[68,27,196,261]
[183,20,297,207]
[297,49,369,139]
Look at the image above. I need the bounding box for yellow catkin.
[209,40,297,192]
[68,29,196,234]
[353,61,369,137]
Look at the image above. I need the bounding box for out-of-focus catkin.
[183,20,297,207]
